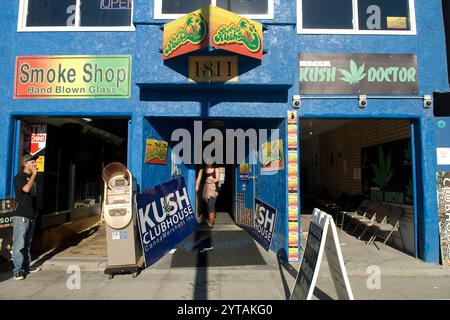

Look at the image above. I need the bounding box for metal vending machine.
[102,162,143,279]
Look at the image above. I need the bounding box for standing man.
[12,154,41,280]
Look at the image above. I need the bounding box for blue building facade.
[0,0,448,264]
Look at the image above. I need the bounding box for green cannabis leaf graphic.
[338,60,367,85]
[371,147,394,188]
[163,199,171,214]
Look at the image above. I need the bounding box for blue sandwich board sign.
[242,198,277,251]
[136,176,197,267]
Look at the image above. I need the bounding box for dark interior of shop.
[21,117,128,253]
[196,164,235,222]
[299,118,416,256]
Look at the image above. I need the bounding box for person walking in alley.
[195,163,220,228]
[12,154,41,280]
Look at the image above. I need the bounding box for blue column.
[0,114,13,198]
[419,117,440,263]
[129,113,144,191]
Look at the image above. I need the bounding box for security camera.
[423,95,432,108]
[292,95,301,108]
[358,95,367,108]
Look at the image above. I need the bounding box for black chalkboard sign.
[291,209,354,300]
[291,209,326,299]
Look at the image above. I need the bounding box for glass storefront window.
[358,0,411,31]
[26,0,76,27]
[216,0,269,15]
[80,0,133,27]
[162,0,210,14]
[20,0,134,31]
[298,0,415,34]
[302,0,353,30]
[155,0,273,19]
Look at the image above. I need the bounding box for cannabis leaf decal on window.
[338,60,367,85]
[371,147,394,188]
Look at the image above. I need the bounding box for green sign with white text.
[300,53,418,95]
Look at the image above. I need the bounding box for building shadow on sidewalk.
[28,224,101,271]
[276,249,298,300]
[0,261,13,282]
[276,249,333,300]
[0,223,101,283]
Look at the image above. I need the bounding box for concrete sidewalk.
[0,214,449,300]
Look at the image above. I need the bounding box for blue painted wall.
[0,0,448,263]
[253,118,287,253]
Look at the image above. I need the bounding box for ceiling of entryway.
[299,119,354,140]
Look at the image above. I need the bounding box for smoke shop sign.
[300,53,418,95]
[14,55,131,99]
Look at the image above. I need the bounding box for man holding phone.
[12,154,41,280]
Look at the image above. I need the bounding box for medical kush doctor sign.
[14,55,131,99]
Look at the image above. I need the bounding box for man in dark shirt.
[12,154,41,280]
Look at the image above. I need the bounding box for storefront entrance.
[144,116,288,267]
[300,118,417,256]
[16,117,129,255]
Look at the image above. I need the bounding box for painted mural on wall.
[145,139,168,165]
[361,138,413,205]
[14,55,131,99]
[261,139,284,172]
[436,172,450,266]
[163,5,263,60]
[299,53,418,94]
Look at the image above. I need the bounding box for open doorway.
[194,124,236,225]
[18,117,129,257]
[300,119,417,256]
[195,164,235,225]
[144,116,284,268]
